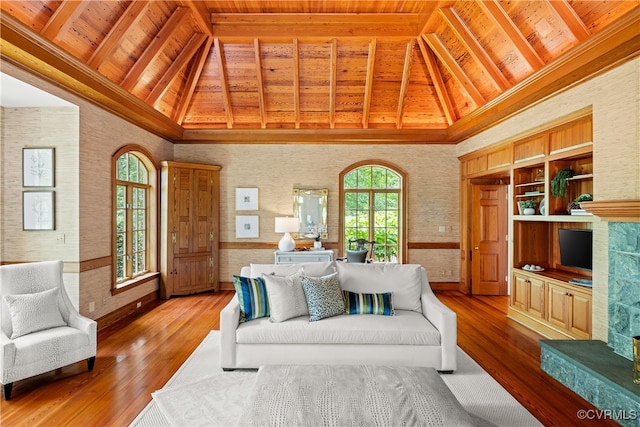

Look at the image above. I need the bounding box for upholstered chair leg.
[87,356,96,371]
[3,383,13,400]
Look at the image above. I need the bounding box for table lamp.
[275,217,299,251]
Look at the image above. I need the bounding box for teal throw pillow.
[343,291,394,316]
[301,273,344,321]
[232,275,269,323]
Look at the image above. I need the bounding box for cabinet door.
[172,255,212,294]
[570,290,592,338]
[547,283,569,329]
[527,277,545,319]
[511,273,529,311]
[192,169,215,254]
[172,167,194,256]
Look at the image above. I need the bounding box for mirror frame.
[293,188,328,240]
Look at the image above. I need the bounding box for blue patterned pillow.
[343,291,394,316]
[232,275,269,323]
[301,273,344,321]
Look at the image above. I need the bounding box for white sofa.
[220,261,457,372]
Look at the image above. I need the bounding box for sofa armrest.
[0,330,16,371]
[220,295,240,368]
[421,287,457,372]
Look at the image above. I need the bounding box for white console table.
[274,250,334,264]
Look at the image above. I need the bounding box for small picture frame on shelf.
[517,201,525,215]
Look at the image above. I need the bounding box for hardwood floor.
[0,290,614,427]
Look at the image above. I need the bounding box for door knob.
[474,246,479,250]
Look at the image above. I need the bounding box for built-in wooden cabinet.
[547,282,592,339]
[160,161,221,299]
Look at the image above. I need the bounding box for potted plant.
[568,193,593,213]
[522,199,537,215]
[551,169,574,197]
[313,233,322,249]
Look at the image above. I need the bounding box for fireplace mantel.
[580,200,640,221]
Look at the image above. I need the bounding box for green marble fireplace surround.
[540,222,640,427]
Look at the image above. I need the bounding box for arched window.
[340,162,406,263]
[112,146,158,292]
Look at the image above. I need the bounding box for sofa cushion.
[232,276,269,323]
[250,261,335,278]
[262,272,308,323]
[343,291,394,316]
[3,288,66,339]
[235,310,440,346]
[301,273,344,321]
[336,263,423,313]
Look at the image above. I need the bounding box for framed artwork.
[236,187,259,210]
[23,147,55,187]
[236,215,259,238]
[23,191,55,230]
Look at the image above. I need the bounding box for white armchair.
[0,260,97,400]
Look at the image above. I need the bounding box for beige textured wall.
[457,58,640,341]
[174,144,461,284]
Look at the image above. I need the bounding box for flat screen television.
[558,228,593,272]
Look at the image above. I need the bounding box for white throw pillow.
[3,288,67,339]
[250,261,335,278]
[336,263,423,313]
[262,272,308,322]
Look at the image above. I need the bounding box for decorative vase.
[314,241,322,249]
[524,208,535,215]
[634,336,640,384]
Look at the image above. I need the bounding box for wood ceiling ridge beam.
[362,38,376,129]
[121,6,191,91]
[213,38,233,128]
[396,39,416,128]
[254,39,267,128]
[40,0,84,43]
[447,7,640,143]
[0,13,183,140]
[416,36,455,126]
[180,0,214,36]
[545,0,590,43]
[422,33,485,107]
[175,37,213,124]
[439,7,510,92]
[478,0,544,71]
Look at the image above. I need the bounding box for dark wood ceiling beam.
[439,7,510,92]
[0,13,183,139]
[40,0,84,43]
[213,38,233,128]
[330,38,337,129]
[416,36,456,126]
[87,1,148,71]
[210,13,423,38]
[546,0,590,43]
[175,37,213,124]
[254,38,266,128]
[422,33,485,107]
[478,0,544,71]
[293,38,300,129]
[396,39,415,128]
[179,0,214,36]
[121,7,190,91]
[146,33,207,106]
[362,39,376,129]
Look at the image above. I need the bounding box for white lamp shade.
[275,217,300,233]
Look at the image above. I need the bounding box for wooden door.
[471,185,508,295]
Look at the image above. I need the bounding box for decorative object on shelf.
[523,264,544,272]
[275,216,299,251]
[568,193,593,214]
[235,187,259,211]
[521,199,537,215]
[539,198,546,215]
[633,336,640,384]
[23,147,55,187]
[551,169,574,197]
[236,215,259,238]
[534,168,545,182]
[313,234,323,250]
[23,191,55,230]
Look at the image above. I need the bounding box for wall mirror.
[293,189,328,239]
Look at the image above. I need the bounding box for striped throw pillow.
[343,291,394,316]
[232,275,269,323]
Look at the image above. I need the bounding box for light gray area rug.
[130,331,541,427]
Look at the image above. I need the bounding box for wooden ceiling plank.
[293,38,300,129]
[146,33,207,106]
[179,0,214,36]
[213,38,233,128]
[40,0,84,43]
[477,0,544,71]
[175,37,214,124]
[87,1,148,71]
[416,35,456,125]
[330,38,337,129]
[439,7,510,92]
[121,7,191,91]
[396,39,416,128]
[362,38,376,129]
[546,0,590,43]
[254,38,267,128]
[422,33,485,107]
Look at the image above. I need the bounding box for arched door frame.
[338,160,408,263]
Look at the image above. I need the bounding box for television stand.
[569,278,592,287]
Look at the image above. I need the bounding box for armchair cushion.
[3,288,66,339]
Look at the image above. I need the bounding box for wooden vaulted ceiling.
[1,1,639,143]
